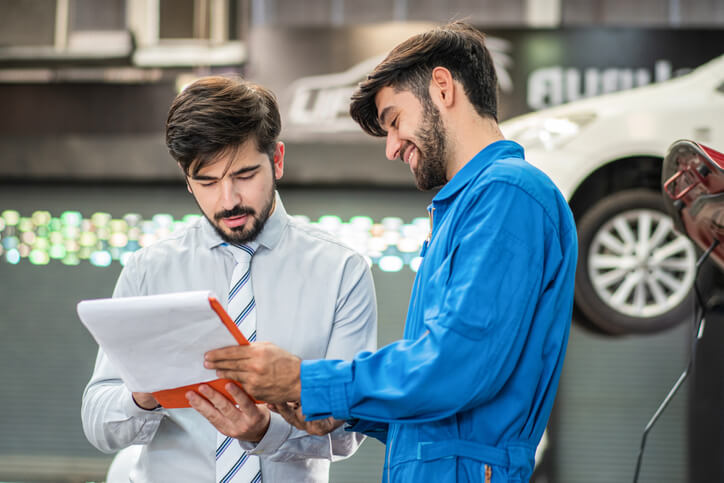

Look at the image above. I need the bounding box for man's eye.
[199,181,217,187]
[236,173,255,180]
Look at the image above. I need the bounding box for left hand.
[205,342,302,404]
[186,383,270,442]
[268,401,344,436]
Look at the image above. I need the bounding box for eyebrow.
[191,164,261,181]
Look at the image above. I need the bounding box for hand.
[132,392,160,410]
[205,342,302,404]
[186,383,270,442]
[268,401,344,436]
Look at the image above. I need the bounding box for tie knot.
[226,242,257,264]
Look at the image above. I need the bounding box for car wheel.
[575,189,702,334]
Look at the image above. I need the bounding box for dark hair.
[166,76,281,176]
[349,21,498,137]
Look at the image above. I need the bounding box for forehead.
[193,139,267,177]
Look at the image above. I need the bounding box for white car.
[501,54,724,334]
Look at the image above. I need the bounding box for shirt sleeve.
[300,182,549,423]
[242,253,378,460]
[80,252,165,453]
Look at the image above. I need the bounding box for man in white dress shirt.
[81,76,377,482]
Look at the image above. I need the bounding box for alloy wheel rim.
[588,208,697,318]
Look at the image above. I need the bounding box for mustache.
[399,141,415,163]
[214,205,256,221]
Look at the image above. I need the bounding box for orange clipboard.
[151,296,259,408]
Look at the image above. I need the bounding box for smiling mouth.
[402,144,417,170]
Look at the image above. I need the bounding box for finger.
[205,358,254,371]
[272,403,306,430]
[205,345,254,362]
[215,369,254,384]
[226,383,255,409]
[186,390,228,431]
[197,384,239,415]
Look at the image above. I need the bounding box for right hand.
[267,401,344,436]
[132,392,160,410]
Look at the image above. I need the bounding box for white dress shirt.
[81,193,378,483]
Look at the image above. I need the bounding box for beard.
[410,99,449,191]
[203,183,275,245]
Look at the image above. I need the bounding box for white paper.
[77,290,238,392]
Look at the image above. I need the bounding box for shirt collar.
[202,191,289,251]
[433,140,524,203]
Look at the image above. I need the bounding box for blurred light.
[18,217,33,233]
[62,253,80,266]
[1,209,429,270]
[2,236,19,250]
[379,255,404,272]
[182,214,201,223]
[61,211,83,226]
[350,216,373,230]
[2,210,20,226]
[110,219,128,233]
[120,251,134,266]
[90,251,112,267]
[91,212,112,227]
[6,248,20,264]
[49,244,67,259]
[31,210,51,226]
[80,232,97,247]
[410,256,423,272]
[397,237,420,253]
[110,233,128,248]
[124,213,143,227]
[21,232,36,245]
[153,213,174,229]
[29,249,50,265]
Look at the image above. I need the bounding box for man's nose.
[220,178,241,208]
[385,130,402,161]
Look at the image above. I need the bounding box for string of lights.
[0,210,429,272]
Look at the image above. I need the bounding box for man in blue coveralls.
[204,21,578,482]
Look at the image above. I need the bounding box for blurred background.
[1,0,724,481]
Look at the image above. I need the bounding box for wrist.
[292,356,302,400]
[249,409,271,443]
[132,392,161,411]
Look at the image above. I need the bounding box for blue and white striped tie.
[216,242,262,483]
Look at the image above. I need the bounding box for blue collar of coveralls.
[432,140,525,205]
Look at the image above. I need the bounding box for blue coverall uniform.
[301,141,578,482]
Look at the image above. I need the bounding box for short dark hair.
[166,76,281,176]
[349,21,498,137]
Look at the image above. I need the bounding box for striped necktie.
[216,242,262,483]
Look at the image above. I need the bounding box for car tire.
[575,189,708,334]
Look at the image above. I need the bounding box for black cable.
[632,238,719,483]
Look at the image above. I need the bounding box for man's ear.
[429,66,455,108]
[273,142,285,180]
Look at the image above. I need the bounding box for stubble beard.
[202,182,276,245]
